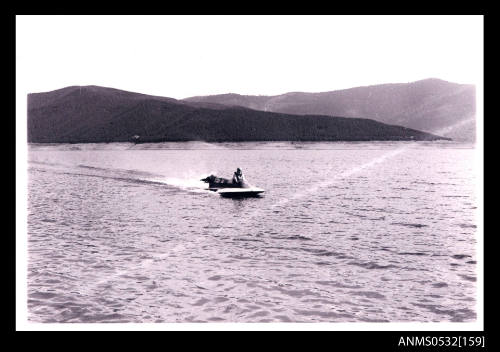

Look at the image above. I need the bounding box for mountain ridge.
[28,85,450,144]
[184,78,475,141]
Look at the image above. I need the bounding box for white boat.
[216,187,265,198]
[201,174,265,197]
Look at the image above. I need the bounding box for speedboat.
[200,174,265,197]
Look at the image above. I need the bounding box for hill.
[28,85,448,143]
[184,79,475,141]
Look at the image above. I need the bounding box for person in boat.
[232,168,244,185]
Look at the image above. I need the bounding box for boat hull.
[217,188,265,198]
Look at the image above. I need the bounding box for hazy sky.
[17,15,483,99]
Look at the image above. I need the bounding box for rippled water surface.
[27,141,478,323]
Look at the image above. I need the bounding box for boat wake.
[149,176,211,193]
[29,160,214,194]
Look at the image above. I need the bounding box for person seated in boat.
[232,168,244,185]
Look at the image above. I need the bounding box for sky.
[17,15,483,99]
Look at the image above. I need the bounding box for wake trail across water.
[29,160,214,194]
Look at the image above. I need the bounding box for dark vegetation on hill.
[28,85,449,143]
[185,79,475,141]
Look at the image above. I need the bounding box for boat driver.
[233,168,243,184]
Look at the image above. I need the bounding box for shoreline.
[27,140,475,151]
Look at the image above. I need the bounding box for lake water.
[27,141,478,323]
